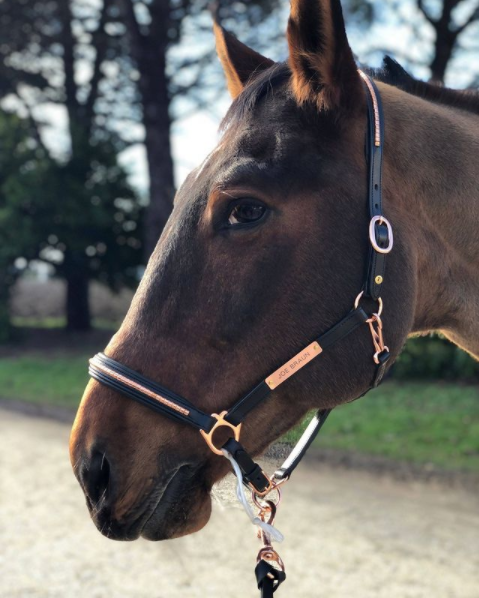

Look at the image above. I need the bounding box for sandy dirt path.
[1,408,478,598]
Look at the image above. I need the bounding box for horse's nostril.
[82,450,111,505]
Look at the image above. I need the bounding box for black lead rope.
[256,559,286,597]
[88,72,392,597]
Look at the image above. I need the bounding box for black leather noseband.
[88,72,393,598]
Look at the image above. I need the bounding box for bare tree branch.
[85,0,113,125]
[57,1,80,114]
[121,0,143,48]
[417,0,436,24]
[456,6,479,33]
[15,89,50,157]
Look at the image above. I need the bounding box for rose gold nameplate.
[265,342,322,390]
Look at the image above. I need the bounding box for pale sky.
[22,1,479,197]
[119,3,478,195]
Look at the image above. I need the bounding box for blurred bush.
[393,335,479,381]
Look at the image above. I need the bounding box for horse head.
[70,0,416,541]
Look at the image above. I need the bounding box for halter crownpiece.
[88,71,393,597]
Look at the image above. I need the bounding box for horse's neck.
[383,84,479,359]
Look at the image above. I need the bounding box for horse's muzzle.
[77,450,211,541]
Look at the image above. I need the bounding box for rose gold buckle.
[248,474,274,497]
[200,411,242,456]
[369,216,393,254]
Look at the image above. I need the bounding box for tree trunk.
[429,28,456,83]
[122,0,176,258]
[59,0,92,331]
[139,45,175,257]
[0,268,13,343]
[65,253,91,331]
[428,0,460,84]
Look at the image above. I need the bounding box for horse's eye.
[228,201,266,226]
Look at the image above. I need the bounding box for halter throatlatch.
[88,71,392,597]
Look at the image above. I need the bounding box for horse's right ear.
[214,22,275,99]
[287,0,363,112]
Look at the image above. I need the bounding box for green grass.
[0,354,478,472]
[11,316,67,329]
[285,383,479,472]
[0,354,90,408]
[11,317,119,330]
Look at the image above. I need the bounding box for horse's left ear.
[214,22,275,99]
[287,0,364,112]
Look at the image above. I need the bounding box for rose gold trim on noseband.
[265,341,322,390]
[89,358,190,417]
[358,70,381,147]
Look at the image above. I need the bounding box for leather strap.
[89,307,369,436]
[274,409,331,481]
[89,354,216,432]
[225,307,368,426]
[225,381,271,426]
[222,438,271,493]
[255,560,286,597]
[317,306,369,349]
[363,76,389,300]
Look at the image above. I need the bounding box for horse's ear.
[287,0,363,111]
[214,22,275,99]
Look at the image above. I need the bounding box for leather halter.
[88,72,392,597]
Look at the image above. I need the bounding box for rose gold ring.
[354,291,384,317]
[199,411,242,456]
[369,216,394,254]
[253,487,282,510]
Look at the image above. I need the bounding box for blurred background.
[0,2,478,597]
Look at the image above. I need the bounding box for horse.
[70,0,479,563]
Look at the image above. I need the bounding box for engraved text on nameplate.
[265,342,323,390]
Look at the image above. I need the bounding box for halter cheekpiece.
[89,71,393,598]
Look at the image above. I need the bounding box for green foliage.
[0,108,143,338]
[393,335,479,381]
[0,111,48,341]
[31,135,143,290]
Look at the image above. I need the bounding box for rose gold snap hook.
[257,547,285,572]
[257,500,277,526]
[199,411,242,456]
[253,488,282,511]
[354,292,383,317]
[366,315,389,364]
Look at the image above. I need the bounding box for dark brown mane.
[374,56,479,116]
[222,56,479,128]
[220,62,292,130]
